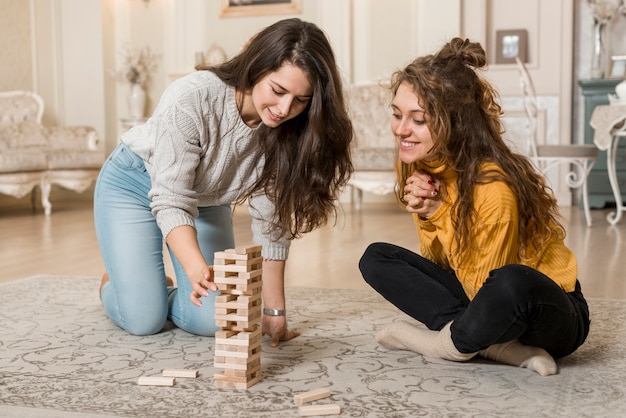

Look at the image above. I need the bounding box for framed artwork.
[221,0,302,17]
[608,55,626,79]
[495,29,528,64]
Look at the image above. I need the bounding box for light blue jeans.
[94,143,234,336]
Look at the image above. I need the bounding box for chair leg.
[41,178,52,216]
[30,187,38,213]
[351,185,363,210]
[581,179,592,228]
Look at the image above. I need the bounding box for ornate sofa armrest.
[46,125,100,151]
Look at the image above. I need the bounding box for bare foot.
[99,272,109,299]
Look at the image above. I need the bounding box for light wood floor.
[1,197,625,299]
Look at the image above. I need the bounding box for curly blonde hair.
[391,37,564,259]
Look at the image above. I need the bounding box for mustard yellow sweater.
[413,161,578,300]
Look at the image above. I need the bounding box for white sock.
[376,321,476,362]
[479,340,558,376]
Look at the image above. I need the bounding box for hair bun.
[440,37,487,69]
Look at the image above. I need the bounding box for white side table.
[590,104,626,225]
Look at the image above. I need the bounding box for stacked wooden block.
[213,244,263,389]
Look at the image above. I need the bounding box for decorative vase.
[591,21,605,79]
[127,83,146,118]
[616,79,626,100]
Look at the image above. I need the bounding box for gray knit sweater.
[121,71,290,260]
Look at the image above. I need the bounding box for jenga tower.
[212,244,263,389]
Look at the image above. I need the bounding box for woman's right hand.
[403,170,442,218]
[189,265,218,307]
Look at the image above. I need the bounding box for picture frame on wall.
[495,29,528,64]
[220,0,302,17]
[608,55,626,79]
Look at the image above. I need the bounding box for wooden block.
[216,323,259,332]
[213,263,259,273]
[215,328,262,346]
[229,244,262,255]
[215,295,262,310]
[213,246,261,260]
[215,329,238,339]
[214,305,262,321]
[215,344,261,358]
[138,376,176,386]
[214,372,262,389]
[214,363,262,382]
[298,404,341,416]
[162,369,198,378]
[213,273,262,286]
[215,294,237,303]
[219,368,253,377]
[214,354,261,370]
[215,306,262,323]
[216,279,262,296]
[294,388,332,405]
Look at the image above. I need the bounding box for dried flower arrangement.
[588,0,618,24]
[109,45,159,86]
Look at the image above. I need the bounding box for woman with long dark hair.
[95,18,353,346]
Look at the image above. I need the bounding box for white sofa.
[0,91,105,214]
[347,83,397,209]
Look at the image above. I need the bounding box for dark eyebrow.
[390,103,425,115]
[270,80,312,99]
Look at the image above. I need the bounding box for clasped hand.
[403,170,442,218]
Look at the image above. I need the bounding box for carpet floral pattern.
[1,276,625,417]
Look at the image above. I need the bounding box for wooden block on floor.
[294,387,332,405]
[298,404,341,416]
[162,369,198,378]
[138,376,176,386]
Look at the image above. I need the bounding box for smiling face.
[244,62,313,128]
[390,81,436,164]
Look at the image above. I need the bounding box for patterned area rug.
[1,275,625,417]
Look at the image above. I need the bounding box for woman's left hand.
[262,315,301,347]
[403,170,443,219]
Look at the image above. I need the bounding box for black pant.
[359,242,590,357]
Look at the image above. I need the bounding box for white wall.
[30,0,106,142]
[3,0,626,207]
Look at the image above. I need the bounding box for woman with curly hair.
[95,18,353,346]
[359,37,589,375]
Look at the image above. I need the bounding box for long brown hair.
[197,18,353,239]
[391,37,564,259]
